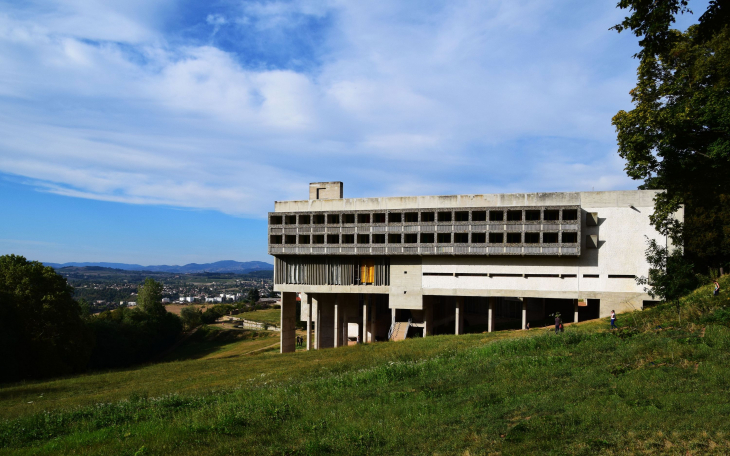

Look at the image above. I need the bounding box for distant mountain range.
[44,260,273,274]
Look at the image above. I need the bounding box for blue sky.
[0,0,708,265]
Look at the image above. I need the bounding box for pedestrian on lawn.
[714,280,720,297]
[610,310,617,330]
[554,315,560,334]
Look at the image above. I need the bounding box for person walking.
[554,314,560,334]
[714,280,721,297]
[610,310,617,330]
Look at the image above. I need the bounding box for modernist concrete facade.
[272,182,677,353]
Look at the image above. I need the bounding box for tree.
[247,288,260,304]
[180,306,202,331]
[0,255,93,381]
[612,1,730,275]
[138,278,165,316]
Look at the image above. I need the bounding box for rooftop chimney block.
[309,182,343,200]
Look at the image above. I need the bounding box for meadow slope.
[1,276,729,455]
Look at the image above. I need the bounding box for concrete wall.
[309,182,343,200]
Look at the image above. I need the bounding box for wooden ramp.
[389,321,409,341]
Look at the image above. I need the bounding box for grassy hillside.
[1,276,729,455]
[236,308,281,326]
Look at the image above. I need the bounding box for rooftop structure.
[272,182,679,353]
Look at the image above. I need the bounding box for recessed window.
[438,211,452,222]
[404,233,418,243]
[388,233,401,243]
[489,233,504,243]
[388,213,402,223]
[285,215,297,225]
[343,214,355,224]
[507,210,522,221]
[472,211,487,222]
[437,233,452,243]
[562,209,578,221]
[298,214,310,225]
[421,212,435,222]
[489,211,504,221]
[404,212,418,223]
[525,232,540,243]
[285,235,297,244]
[313,214,325,224]
[357,234,370,244]
[455,211,469,222]
[298,235,311,244]
[506,232,522,243]
[454,233,469,243]
[373,213,386,223]
[312,235,325,244]
[471,233,486,243]
[327,214,339,224]
[562,232,578,243]
[544,210,559,221]
[357,214,370,224]
[269,235,282,244]
[327,234,339,244]
[342,234,355,244]
[420,233,435,243]
[543,232,559,243]
[372,234,385,244]
[525,210,541,221]
[269,215,283,225]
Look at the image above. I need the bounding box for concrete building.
[271,182,678,353]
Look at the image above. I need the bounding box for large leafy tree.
[137,277,165,315]
[612,0,730,272]
[0,255,92,381]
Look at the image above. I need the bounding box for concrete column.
[574,299,579,323]
[424,297,432,337]
[280,292,296,353]
[488,297,494,333]
[521,298,527,330]
[313,296,320,350]
[334,298,340,348]
[362,297,368,343]
[369,295,376,342]
[306,294,312,351]
[455,296,464,335]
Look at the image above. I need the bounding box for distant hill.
[44,260,273,274]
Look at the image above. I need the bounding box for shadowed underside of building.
[272,182,680,353]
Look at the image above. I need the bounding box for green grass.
[1,276,730,455]
[236,308,281,326]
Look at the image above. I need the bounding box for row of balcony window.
[270,232,578,245]
[270,209,579,226]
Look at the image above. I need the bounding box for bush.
[180,307,202,331]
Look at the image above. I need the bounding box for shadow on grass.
[162,326,276,362]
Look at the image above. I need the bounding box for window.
[525,232,540,243]
[388,213,402,223]
[404,233,418,243]
[471,233,486,243]
[327,234,339,244]
[285,215,297,225]
[438,211,452,222]
[454,233,469,243]
[312,235,325,244]
[507,232,522,243]
[507,210,522,221]
[543,232,558,243]
[342,234,355,244]
[544,210,559,221]
[327,214,339,224]
[373,213,386,223]
[562,209,578,221]
[360,259,375,284]
[404,212,418,223]
[270,235,282,244]
[357,213,370,224]
[372,234,386,244]
[285,235,297,244]
[437,233,452,243]
[269,215,283,225]
[472,211,487,222]
[298,235,311,244]
[313,214,325,224]
[455,211,469,222]
[343,214,355,224]
[357,234,370,244]
[525,210,540,221]
[489,210,504,221]
[562,232,578,243]
[421,212,435,222]
[298,214,310,224]
[388,233,401,243]
[489,232,504,243]
[420,233,435,243]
